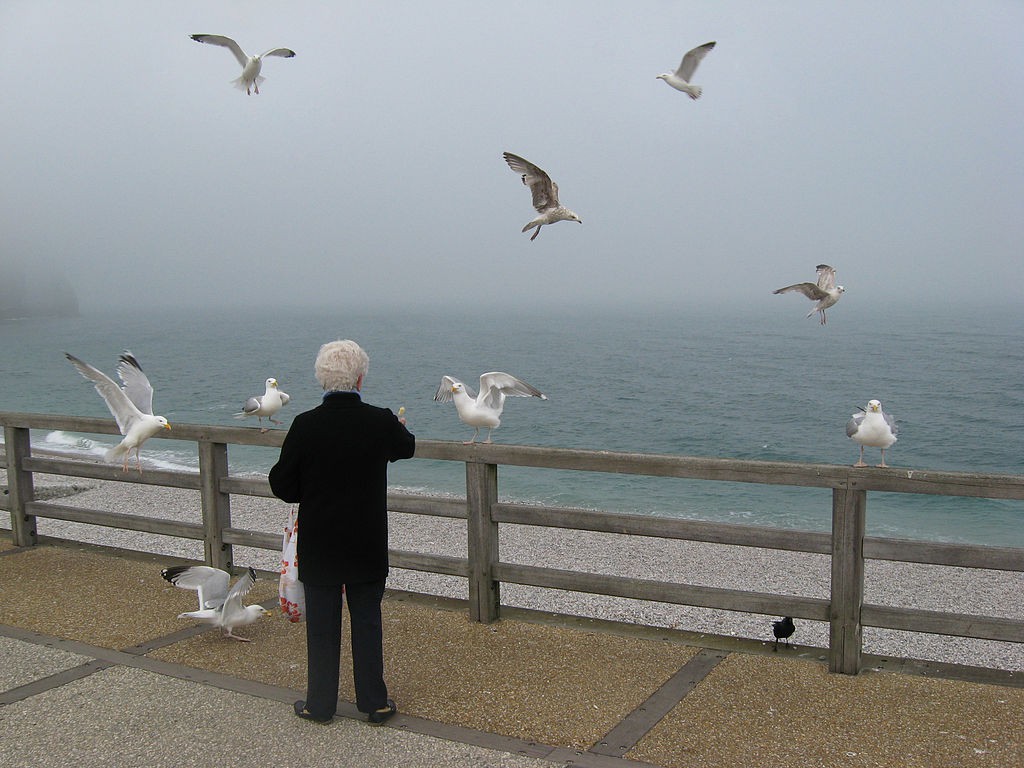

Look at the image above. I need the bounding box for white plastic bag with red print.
[278,507,304,622]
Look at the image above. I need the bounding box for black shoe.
[367,699,397,725]
[294,700,332,724]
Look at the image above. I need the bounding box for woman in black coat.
[269,339,415,725]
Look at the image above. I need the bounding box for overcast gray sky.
[2,1,1022,314]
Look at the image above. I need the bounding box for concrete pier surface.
[1,537,1022,768]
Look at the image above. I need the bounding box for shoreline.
[2,468,1022,673]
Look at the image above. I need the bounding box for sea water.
[1,303,1020,547]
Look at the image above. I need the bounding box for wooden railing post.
[198,441,232,571]
[4,426,38,547]
[829,486,866,674]
[466,461,499,623]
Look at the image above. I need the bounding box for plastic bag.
[279,507,305,622]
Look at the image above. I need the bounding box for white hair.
[314,339,369,391]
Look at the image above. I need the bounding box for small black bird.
[772,616,795,651]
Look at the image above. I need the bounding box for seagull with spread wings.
[434,372,547,444]
[235,377,290,432]
[657,41,716,99]
[502,152,582,241]
[773,264,845,325]
[190,34,295,95]
[162,565,270,642]
[65,351,171,473]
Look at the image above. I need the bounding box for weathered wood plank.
[25,500,205,540]
[493,561,831,620]
[5,426,37,546]
[389,549,469,578]
[22,455,202,490]
[466,462,499,622]
[865,536,1024,572]
[862,604,1024,643]
[198,441,232,570]
[829,488,866,674]
[494,503,832,554]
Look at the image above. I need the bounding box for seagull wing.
[675,41,716,81]
[220,568,257,627]
[883,411,898,437]
[258,47,296,59]
[815,264,837,291]
[240,396,263,415]
[278,391,290,406]
[66,353,145,436]
[773,282,828,300]
[190,34,249,68]
[161,565,231,610]
[478,372,546,409]
[116,351,155,415]
[503,152,559,211]
[846,412,865,438]
[433,375,463,403]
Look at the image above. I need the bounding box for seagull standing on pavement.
[161,565,270,642]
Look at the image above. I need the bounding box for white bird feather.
[434,372,547,444]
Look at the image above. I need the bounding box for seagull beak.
[261,608,273,617]
[164,422,172,430]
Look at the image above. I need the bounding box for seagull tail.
[232,74,266,91]
[105,444,128,463]
[685,85,702,100]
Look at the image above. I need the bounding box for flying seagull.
[235,377,290,432]
[65,351,171,473]
[162,565,270,641]
[772,616,795,651]
[502,152,582,241]
[773,264,845,325]
[656,41,716,99]
[434,372,547,444]
[846,399,898,467]
[190,34,295,95]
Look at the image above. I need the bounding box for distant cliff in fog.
[0,262,79,319]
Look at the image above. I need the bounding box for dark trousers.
[303,579,388,718]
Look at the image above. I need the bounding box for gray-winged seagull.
[502,152,582,241]
[190,34,295,95]
[434,372,547,444]
[657,41,716,99]
[773,264,845,325]
[65,351,171,473]
[236,377,290,432]
[846,399,898,467]
[162,565,270,641]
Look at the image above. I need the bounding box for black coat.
[268,392,415,585]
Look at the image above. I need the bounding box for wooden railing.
[3,411,1023,675]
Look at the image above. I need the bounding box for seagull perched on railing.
[434,372,547,444]
[65,351,171,473]
[161,565,270,642]
[502,152,582,241]
[235,377,290,432]
[773,264,845,325]
[190,34,296,95]
[656,41,716,100]
[847,399,898,467]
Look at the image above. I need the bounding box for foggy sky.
[2,1,1022,314]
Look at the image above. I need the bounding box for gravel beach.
[3,467,1022,673]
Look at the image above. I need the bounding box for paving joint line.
[588,648,728,759]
